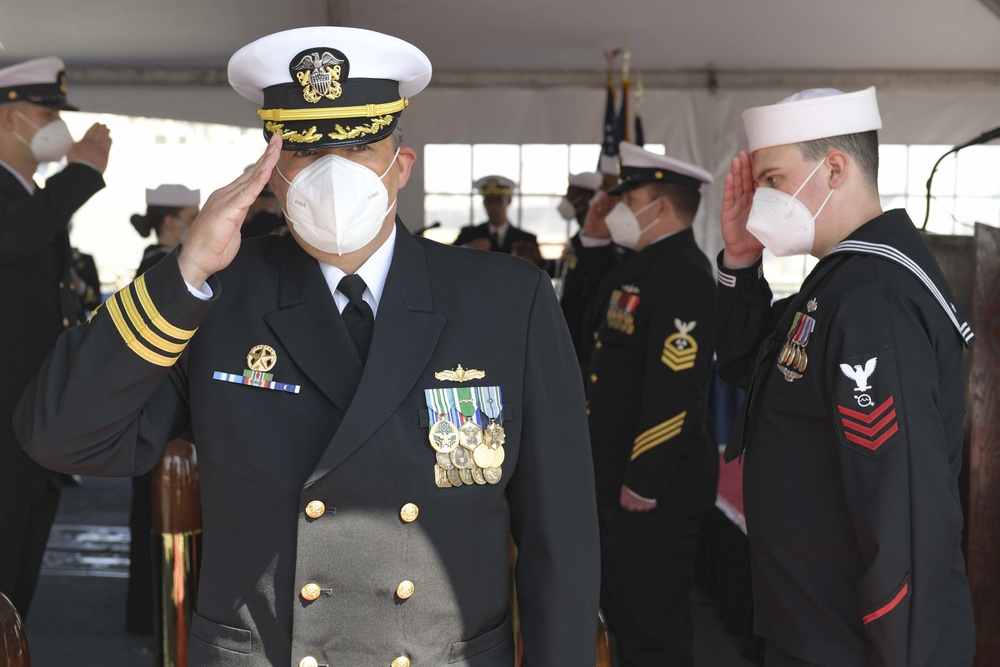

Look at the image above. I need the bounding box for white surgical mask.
[604,199,659,250]
[557,196,577,221]
[745,160,834,257]
[14,109,75,163]
[278,148,400,255]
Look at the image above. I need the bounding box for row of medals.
[778,341,808,373]
[429,417,505,487]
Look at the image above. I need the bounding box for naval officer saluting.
[16,26,599,667]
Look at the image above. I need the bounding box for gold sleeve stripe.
[119,286,187,354]
[133,275,197,340]
[105,294,178,367]
[633,411,687,451]
[630,425,684,461]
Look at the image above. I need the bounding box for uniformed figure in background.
[585,141,718,667]
[125,182,200,635]
[556,170,631,365]
[16,26,599,667]
[716,87,975,666]
[452,175,545,267]
[0,56,112,619]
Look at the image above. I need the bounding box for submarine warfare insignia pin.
[212,344,301,394]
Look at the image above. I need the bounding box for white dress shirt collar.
[0,159,36,194]
[319,223,397,317]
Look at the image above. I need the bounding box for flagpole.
[621,46,631,144]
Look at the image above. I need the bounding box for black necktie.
[337,274,374,364]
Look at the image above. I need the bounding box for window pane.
[520,144,569,194]
[518,195,570,254]
[424,144,472,194]
[472,144,520,189]
[955,146,1000,197]
[954,197,1000,230]
[423,194,473,243]
[908,145,955,197]
[877,144,908,195]
[569,144,602,174]
[909,195,955,235]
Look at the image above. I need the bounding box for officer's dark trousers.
[125,470,154,634]
[598,502,703,667]
[0,473,60,620]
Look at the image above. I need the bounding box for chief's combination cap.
[609,142,713,195]
[0,57,77,110]
[228,26,432,150]
[474,175,517,197]
[146,184,200,207]
[742,87,882,153]
[568,171,603,192]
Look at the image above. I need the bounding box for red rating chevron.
[837,396,899,451]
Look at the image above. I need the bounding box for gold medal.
[436,451,455,470]
[485,421,505,449]
[459,468,474,485]
[472,466,487,485]
[434,464,452,488]
[484,466,503,485]
[491,445,506,468]
[448,468,464,486]
[450,446,473,469]
[428,417,459,454]
[458,420,484,451]
[797,348,809,373]
[473,444,495,468]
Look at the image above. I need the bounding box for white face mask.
[557,196,577,221]
[604,198,659,249]
[14,109,75,163]
[278,148,400,256]
[745,159,834,257]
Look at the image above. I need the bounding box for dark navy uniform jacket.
[716,209,975,667]
[452,221,538,255]
[15,221,600,667]
[584,228,718,511]
[1,162,104,509]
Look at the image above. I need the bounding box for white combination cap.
[146,184,200,207]
[568,172,603,192]
[473,175,517,197]
[0,57,76,110]
[228,26,431,150]
[742,87,882,153]
[610,141,713,194]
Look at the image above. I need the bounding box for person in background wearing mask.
[555,171,631,364]
[453,175,546,268]
[0,56,111,619]
[15,27,599,667]
[716,88,975,667]
[584,141,718,667]
[124,183,200,635]
[131,184,200,275]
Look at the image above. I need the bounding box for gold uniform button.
[395,580,415,600]
[305,501,326,519]
[62,317,70,327]
[392,657,410,667]
[59,281,65,289]
[299,658,319,667]
[399,503,419,523]
[301,583,321,601]
[590,374,598,383]
[596,341,603,349]
[593,332,599,341]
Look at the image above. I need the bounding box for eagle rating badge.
[835,353,904,457]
